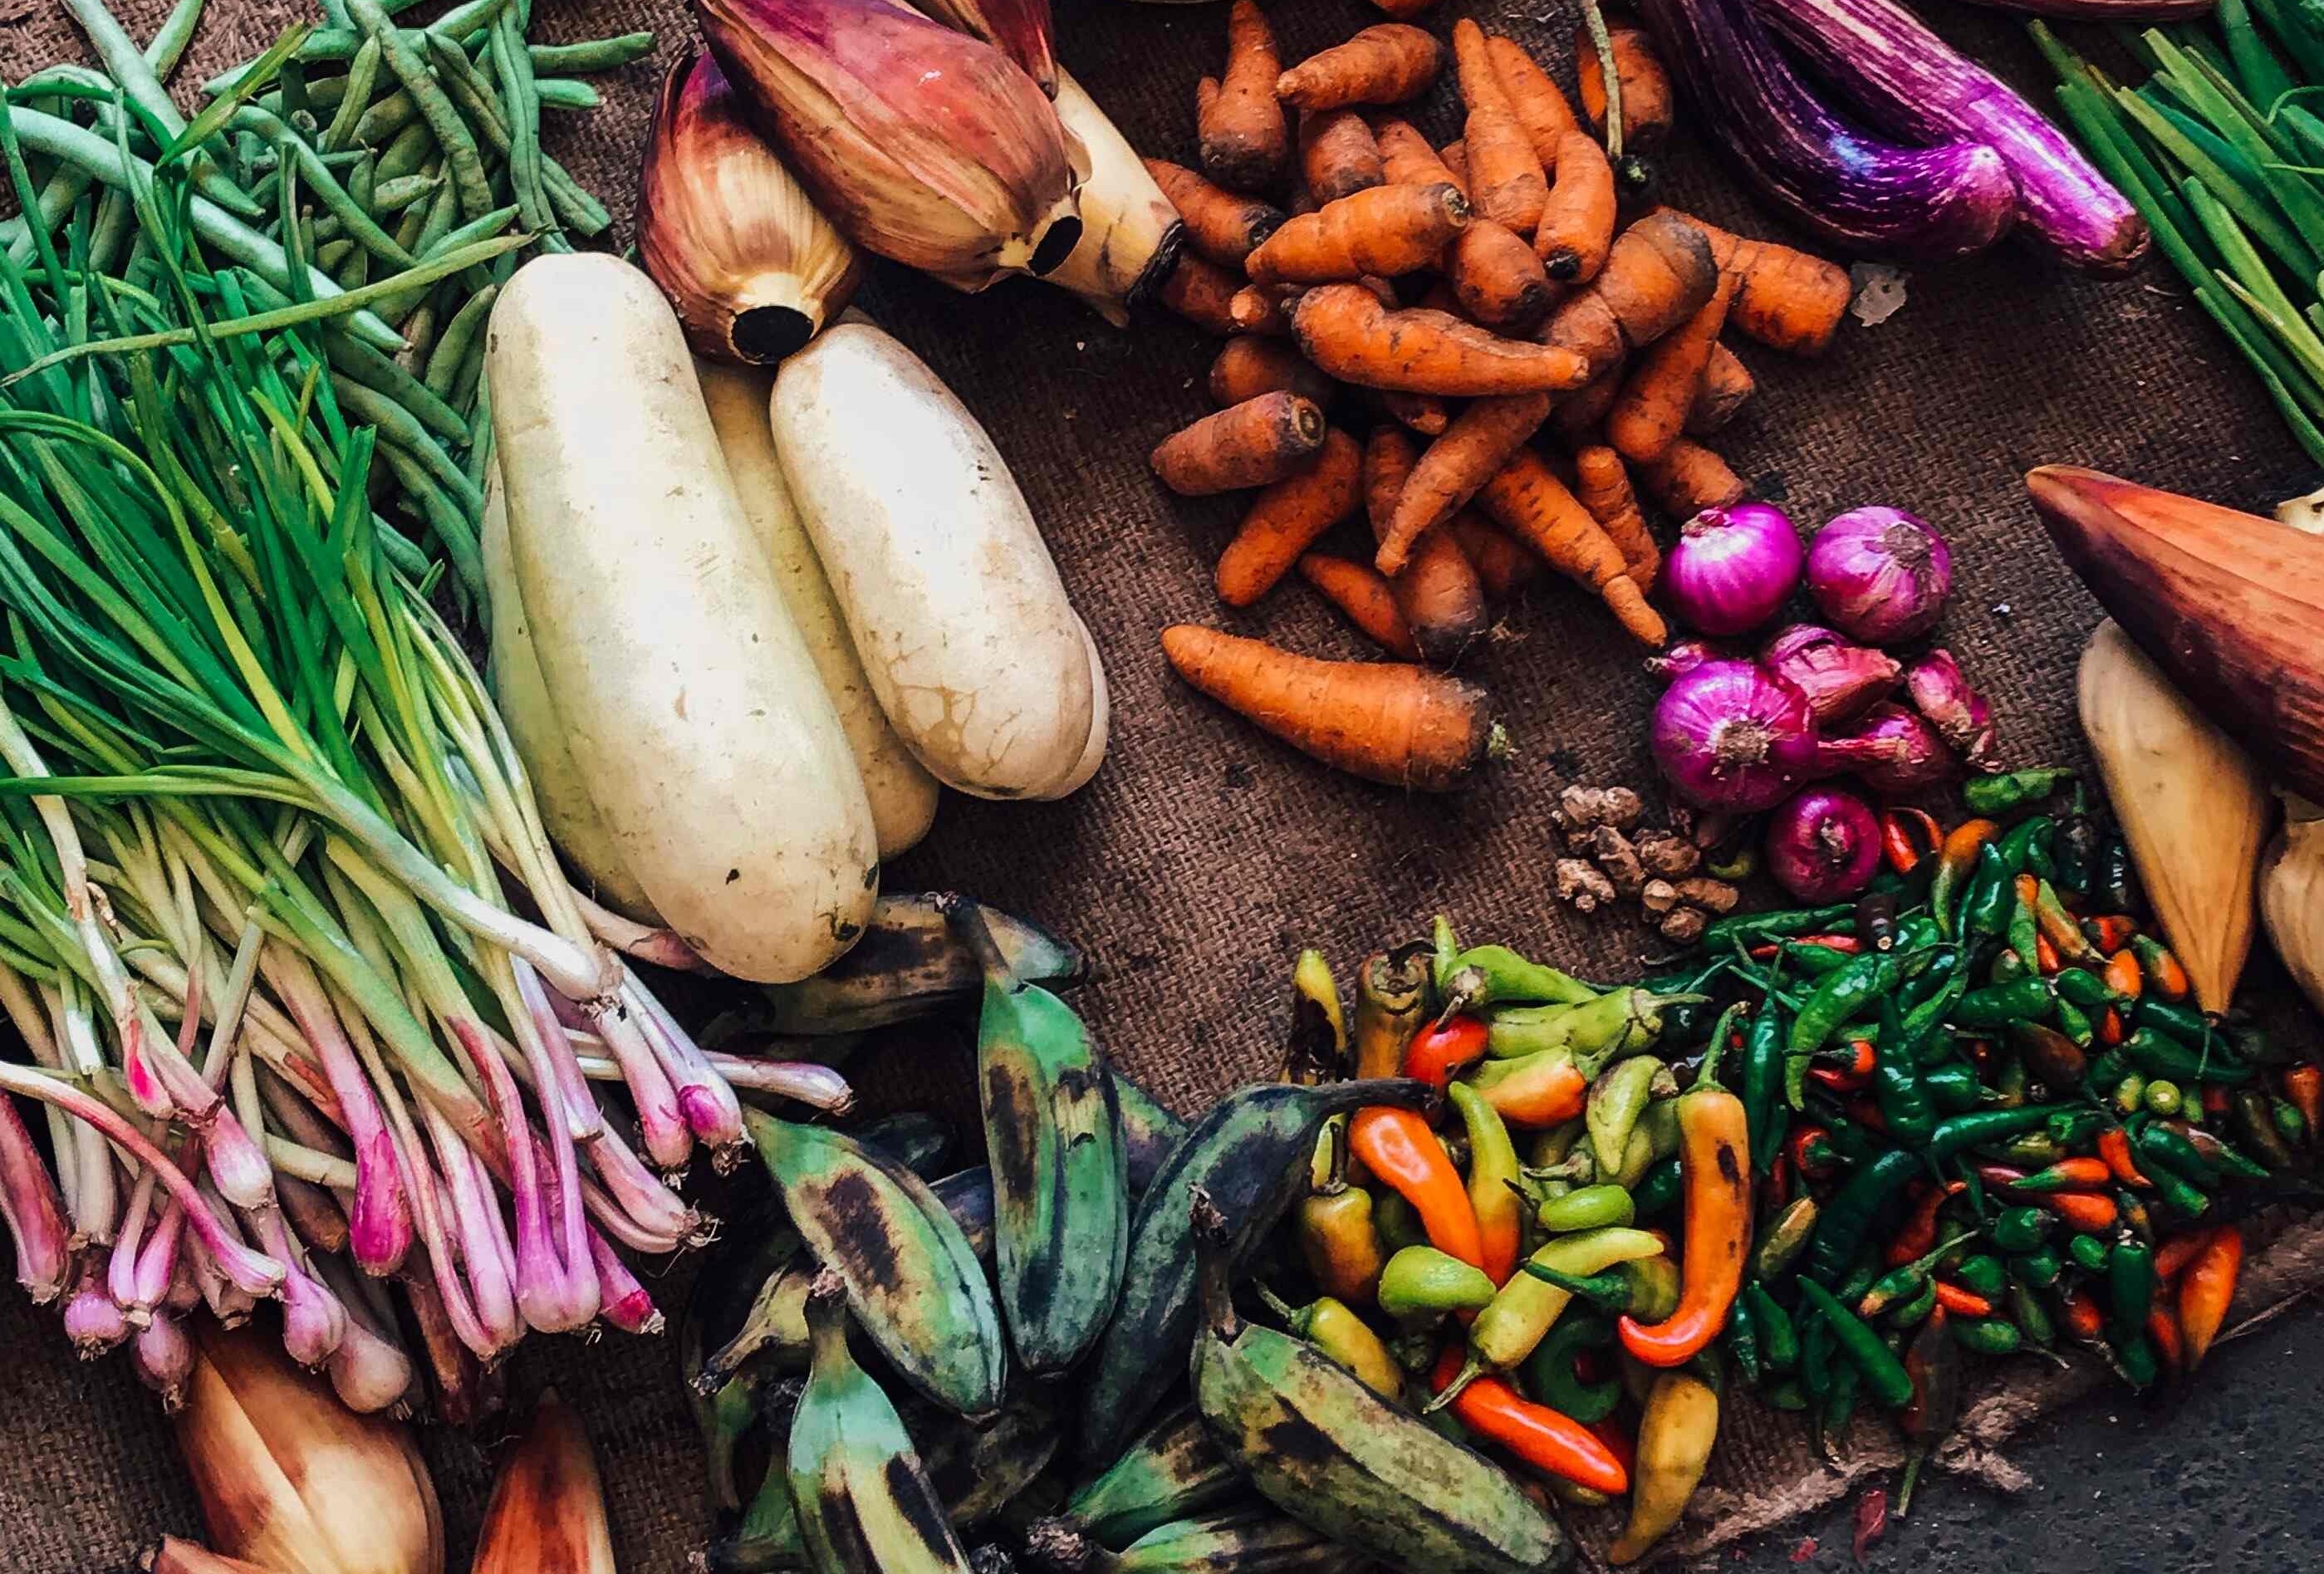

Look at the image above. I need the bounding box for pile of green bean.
[1,0,651,607]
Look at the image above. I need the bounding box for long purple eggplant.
[1635,0,2018,260]
[1758,0,2148,272]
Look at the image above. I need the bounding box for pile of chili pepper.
[1266,766,2313,1561]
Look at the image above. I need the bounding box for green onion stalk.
[0,4,853,1410]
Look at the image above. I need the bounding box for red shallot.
[1816,703,1957,796]
[1760,623,1903,724]
[1650,660,1821,812]
[1806,507,1952,644]
[1905,648,2000,771]
[1662,503,1805,636]
[1766,784,1885,900]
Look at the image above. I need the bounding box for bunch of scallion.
[2035,0,2324,466]
[0,21,851,1415]
[2,0,657,610]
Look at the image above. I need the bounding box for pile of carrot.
[1150,3,1858,794]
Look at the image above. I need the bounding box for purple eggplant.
[1635,0,2018,260]
[1758,0,2148,272]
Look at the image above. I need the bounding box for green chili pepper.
[1703,905,1855,949]
[1962,846,2021,939]
[1742,996,1790,1173]
[1484,988,1686,1062]
[1928,1105,2055,1159]
[1804,1149,1920,1285]
[2053,997,2095,1049]
[2135,997,2212,1046]
[2274,1096,2309,1145]
[1994,815,2053,878]
[1632,1156,1683,1219]
[1782,942,1858,976]
[1964,767,2076,816]
[1724,1282,1763,1384]
[1753,1197,1820,1282]
[2106,1236,2155,1337]
[1821,1340,1862,1444]
[2112,1331,2160,1389]
[1586,1056,1663,1171]
[2054,792,2098,897]
[2181,1126,2272,1182]
[1798,1305,1835,1403]
[2094,836,2136,914]
[2052,968,2121,1010]
[1373,1188,1429,1254]
[1536,1184,1635,1233]
[2000,1132,2064,1169]
[1442,941,1596,1011]
[1950,1316,2024,1355]
[1952,977,2051,1031]
[1886,1277,1939,1328]
[2011,1246,2063,1288]
[1952,1253,2008,1299]
[2131,1119,2220,1185]
[1789,954,1902,1057]
[1920,1060,1981,1114]
[1859,1231,1974,1318]
[2231,1088,2300,1170]
[1519,1257,1678,1321]
[2067,1233,2111,1273]
[1871,996,1937,1149]
[1988,948,2030,986]
[2010,1282,2056,1348]
[2112,1071,2150,1116]
[1796,1278,1915,1408]
[2144,1079,2185,1116]
[1376,1245,1498,1323]
[1991,1207,2052,1254]
[1520,1312,1621,1423]
[1748,1282,1798,1372]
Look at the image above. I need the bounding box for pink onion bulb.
[1650,660,1821,812]
[1661,503,1804,636]
[1759,623,1901,724]
[1814,703,1956,797]
[1765,785,1883,901]
[1806,507,1952,644]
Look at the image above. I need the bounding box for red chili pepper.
[2136,941,2192,1001]
[1429,1347,1630,1493]
[1809,1066,1870,1095]
[1966,1038,1994,1071]
[1931,1281,1992,1317]
[2283,1064,2324,1143]
[1846,1095,1886,1133]
[2097,1008,2126,1047]
[1765,1150,1793,1209]
[2177,1225,2242,1371]
[1885,1179,1964,1266]
[2096,1127,2150,1189]
[2060,1285,2104,1344]
[2007,1156,2112,1193]
[2085,914,2137,954]
[2041,1191,2119,1233]
[1880,807,1942,875]
[2034,931,2062,974]
[2146,1302,2184,1378]
[2101,950,2142,1001]
[2154,1231,2208,1282]
[1788,1125,1837,1181]
[1404,1015,1490,1089]
[2201,1086,2231,1117]
[1586,1412,1635,1472]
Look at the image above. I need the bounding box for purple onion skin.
[1664,503,1805,637]
[1807,506,1953,644]
[1815,702,1957,795]
[1759,622,1901,724]
[1645,637,1738,684]
[1652,660,1821,812]
[1634,0,2018,260]
[1755,0,2147,273]
[1766,784,1885,901]
[1905,647,2001,771]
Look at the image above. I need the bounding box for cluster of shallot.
[1645,501,1998,900]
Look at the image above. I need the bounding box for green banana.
[746,1112,1007,1420]
[1055,1403,1243,1550]
[759,894,1086,1034]
[711,1445,809,1572]
[1109,1069,1189,1196]
[1028,1509,1340,1574]
[788,1271,978,1574]
[919,1383,1065,1527]
[1077,1076,1434,1458]
[949,896,1128,1375]
[1188,1197,1571,1574]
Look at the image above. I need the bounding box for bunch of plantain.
[757,895,1088,1035]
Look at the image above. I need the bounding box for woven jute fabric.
[2,0,2318,1568]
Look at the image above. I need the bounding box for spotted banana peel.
[1026,1508,1341,1574]
[1052,1401,1241,1551]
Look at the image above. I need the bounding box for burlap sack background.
[2,0,2319,1567]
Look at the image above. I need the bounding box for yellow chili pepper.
[1297,1186,1385,1307]
[1449,1082,1522,1286]
[1352,948,1430,1080]
[1609,1369,1720,1565]
[1258,1286,1405,1400]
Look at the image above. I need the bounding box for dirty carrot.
[1570,444,1658,588]
[1636,439,1746,517]
[1661,209,1852,357]
[1275,23,1443,110]
[1291,284,1592,395]
[1552,365,1626,441]
[1381,390,1450,435]
[1379,394,1552,574]
[1199,0,1291,191]
[1452,20,1548,233]
[1215,427,1365,605]
[1375,118,1466,194]
[1686,342,1755,434]
[1161,253,1246,335]
[1299,553,1421,659]
[1351,1106,1488,1268]
[1145,159,1287,268]
[2177,1225,2241,1371]
[1479,450,1665,645]
[1151,391,1328,495]
[1439,139,1469,186]
[1160,625,1498,791]
[1483,33,1581,163]
[1228,283,1299,336]
[1439,222,1554,331]
[1298,107,1386,204]
[1365,428,1488,664]
[1576,22,1676,149]
[1606,272,1738,465]
[1247,182,1472,285]
[1541,210,1723,383]
[1209,336,1336,408]
[1365,423,1421,534]
[1534,130,1618,282]
[1451,511,1540,596]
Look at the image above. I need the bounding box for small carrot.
[1450,511,1539,596]
[1605,271,1737,465]
[1292,283,1592,396]
[1685,341,1754,434]
[1200,1,1292,192]
[1160,624,1498,791]
[1151,390,1328,496]
[1209,335,1336,409]
[1477,449,1665,645]
[2098,1125,2151,1189]
[1451,21,1547,234]
[1439,139,1469,187]
[1228,282,1299,336]
[1549,364,1624,442]
[1247,181,1472,286]
[1540,210,1722,383]
[1575,23,1675,150]
[1570,444,1657,589]
[1378,393,1551,575]
[1275,24,1443,111]
[1367,426,1485,667]
[1448,220,1557,331]
[1483,34,1581,165]
[1215,427,1365,606]
[2177,1225,2241,1371]
[1931,1281,1992,1319]
[1636,439,1745,517]
[1160,253,1245,335]
[1661,210,1852,357]
[1380,389,1449,434]
[1299,553,1420,659]
[1375,118,1466,195]
[1145,159,1287,270]
[1298,107,1386,205]
[1533,130,1616,282]
[1365,423,1421,534]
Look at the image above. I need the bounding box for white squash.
[770,321,1098,800]
[478,465,660,924]
[695,360,940,857]
[488,253,878,983]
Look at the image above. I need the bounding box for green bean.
[345,0,494,218]
[355,87,423,148]
[460,368,493,487]
[526,32,657,73]
[375,118,437,184]
[393,297,440,375]
[371,177,463,321]
[334,374,483,509]
[148,0,210,82]
[424,282,498,398]
[59,0,267,219]
[383,42,606,239]
[377,444,487,606]
[316,238,357,272]
[372,174,439,213]
[4,105,402,350]
[87,185,134,277]
[326,329,468,444]
[426,32,513,140]
[201,0,513,91]
[322,37,383,151]
[271,133,414,267]
[488,9,556,248]
[534,80,601,110]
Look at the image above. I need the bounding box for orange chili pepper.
[2061,1284,2104,1343]
[2037,1190,2119,1233]
[1404,1015,1490,1089]
[2146,1302,2184,1378]
[2101,950,2142,1001]
[2085,914,2137,955]
[2034,931,2062,974]
[1932,1281,1993,1318]
[1349,1106,1485,1270]
[1937,816,1998,880]
[1429,1347,1630,1494]
[1885,1179,1965,1266]
[1620,1039,1749,1369]
[2137,941,2192,1002]
[1847,1038,1876,1076]
[2097,1008,2125,1047]
[2097,1127,2150,1189]
[2283,1063,2323,1143]
[2154,1230,2209,1282]
[2177,1224,2242,1371]
[1748,934,1861,961]
[1880,807,1942,874]
[2007,1155,2113,1191]
[1468,1052,1587,1128]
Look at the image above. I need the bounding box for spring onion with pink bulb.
[65,1254,131,1358]
[1766,785,1885,900]
[0,1095,69,1304]
[1807,507,1954,643]
[1760,624,1902,724]
[136,1311,195,1411]
[1651,660,1822,812]
[1905,649,2001,771]
[1662,503,1806,636]
[1816,702,1958,795]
